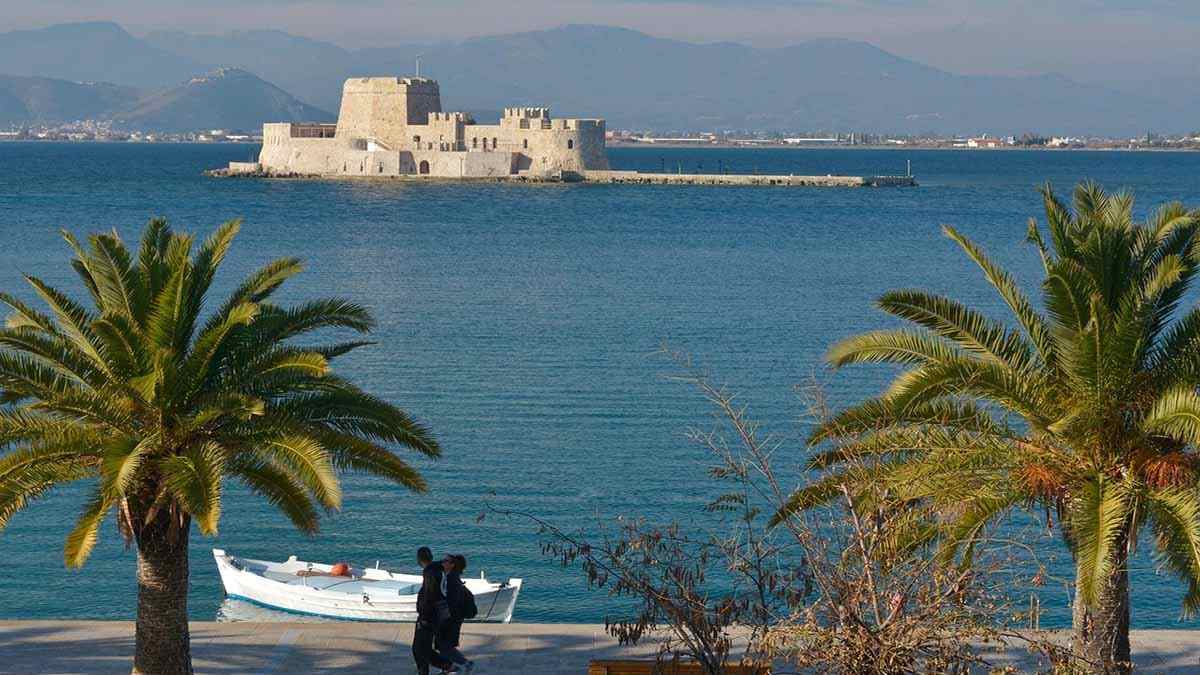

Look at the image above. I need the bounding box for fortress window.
[492,137,498,149]
[567,139,574,149]
[523,139,528,149]
[473,137,478,148]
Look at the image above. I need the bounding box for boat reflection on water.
[216,597,341,623]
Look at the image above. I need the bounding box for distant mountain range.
[0,67,331,132]
[0,22,201,90]
[114,68,329,132]
[0,76,136,125]
[0,21,1192,135]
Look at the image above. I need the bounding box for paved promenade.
[0,621,1197,674]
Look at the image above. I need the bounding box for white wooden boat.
[213,549,522,622]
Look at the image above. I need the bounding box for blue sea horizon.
[0,142,1197,629]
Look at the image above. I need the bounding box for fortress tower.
[334,77,443,150]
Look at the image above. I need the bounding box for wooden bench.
[587,660,768,675]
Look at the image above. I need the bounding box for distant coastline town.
[6,121,1200,151]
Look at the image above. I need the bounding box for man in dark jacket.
[412,552,454,675]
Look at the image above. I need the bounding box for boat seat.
[259,569,419,595]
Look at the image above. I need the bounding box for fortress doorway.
[419,160,430,175]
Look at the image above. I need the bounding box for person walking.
[437,555,477,674]
[412,550,454,675]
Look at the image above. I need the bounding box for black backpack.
[461,585,478,620]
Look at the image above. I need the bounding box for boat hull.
[213,549,522,623]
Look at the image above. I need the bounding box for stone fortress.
[221,74,914,187]
[236,76,609,179]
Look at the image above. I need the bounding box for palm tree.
[0,219,439,674]
[774,183,1200,673]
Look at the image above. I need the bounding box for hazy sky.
[6,0,1199,82]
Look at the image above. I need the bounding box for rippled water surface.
[1,143,1199,628]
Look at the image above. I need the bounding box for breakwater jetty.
[210,163,916,187]
[582,170,915,187]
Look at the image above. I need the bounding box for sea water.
[0,142,1198,628]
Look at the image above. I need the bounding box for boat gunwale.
[218,551,518,598]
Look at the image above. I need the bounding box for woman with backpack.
[437,554,478,674]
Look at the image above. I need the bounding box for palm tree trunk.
[1072,544,1131,674]
[132,513,193,675]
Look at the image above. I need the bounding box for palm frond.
[100,435,154,498]
[188,220,240,304]
[161,442,225,535]
[1041,258,1093,335]
[310,341,375,361]
[771,469,853,527]
[1070,477,1133,609]
[63,489,113,568]
[0,292,58,334]
[207,257,303,325]
[228,458,319,534]
[808,397,1004,446]
[250,434,341,509]
[878,289,1038,371]
[177,301,259,401]
[268,387,440,457]
[86,231,139,318]
[134,218,173,316]
[0,460,94,530]
[91,313,144,379]
[882,358,1048,425]
[251,299,376,343]
[1143,387,1200,445]
[827,329,962,368]
[0,409,85,445]
[23,276,106,372]
[313,429,427,492]
[1145,487,1200,616]
[942,225,1057,372]
[0,328,107,388]
[144,233,193,352]
[937,490,1026,567]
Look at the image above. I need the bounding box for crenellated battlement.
[503,107,551,119]
[554,119,603,131]
[429,112,474,123]
[341,77,440,93]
